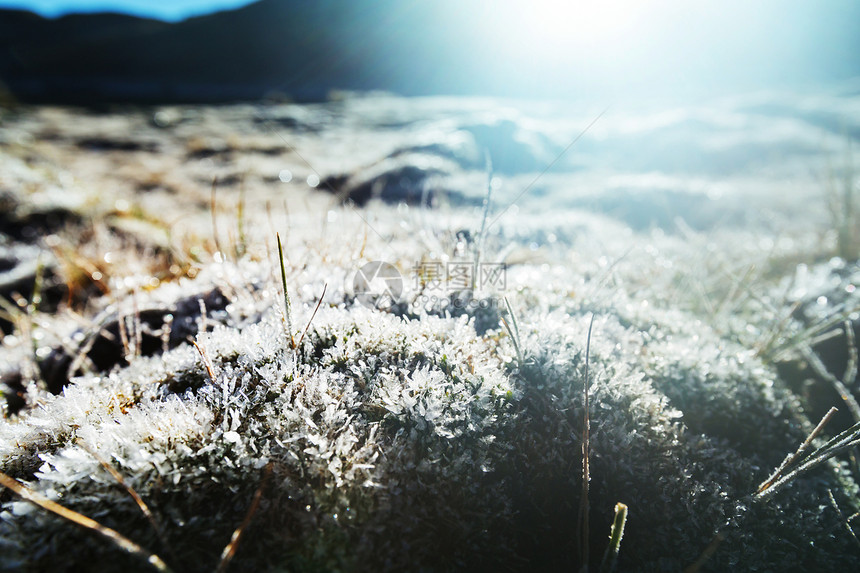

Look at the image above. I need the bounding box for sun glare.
[526,0,645,47]
[469,0,677,96]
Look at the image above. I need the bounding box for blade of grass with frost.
[473,152,493,276]
[577,313,595,571]
[276,232,295,349]
[30,253,45,312]
[802,340,860,422]
[757,409,860,501]
[0,255,43,370]
[236,178,247,259]
[827,489,860,549]
[693,406,852,569]
[826,140,858,260]
[297,283,326,350]
[501,296,522,365]
[796,319,860,423]
[757,407,837,495]
[599,502,628,573]
[0,471,172,573]
[193,340,217,384]
[713,264,756,319]
[760,299,860,363]
[842,319,858,387]
[210,177,223,260]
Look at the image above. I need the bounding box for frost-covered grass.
[2,106,860,571]
[2,203,860,571]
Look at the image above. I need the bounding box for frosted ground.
[1,86,860,571]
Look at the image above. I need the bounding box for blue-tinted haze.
[0,0,253,21]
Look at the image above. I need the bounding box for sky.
[0,0,254,21]
[457,0,860,100]
[0,0,857,101]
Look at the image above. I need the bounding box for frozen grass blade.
[801,335,860,422]
[30,253,45,311]
[210,177,223,261]
[827,489,860,549]
[276,232,295,349]
[757,408,860,501]
[0,471,172,573]
[193,341,217,385]
[714,264,755,319]
[758,299,860,364]
[792,319,860,423]
[236,181,247,259]
[501,296,522,365]
[297,283,327,350]
[585,247,633,307]
[843,320,858,387]
[599,502,628,573]
[215,463,273,573]
[117,310,130,362]
[117,293,143,364]
[577,313,596,572]
[0,285,39,383]
[826,140,859,260]
[693,405,860,568]
[76,440,177,566]
[757,407,838,496]
[473,152,493,276]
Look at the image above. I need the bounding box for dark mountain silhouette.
[0,0,476,103]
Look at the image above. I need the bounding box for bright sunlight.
[522,0,651,50]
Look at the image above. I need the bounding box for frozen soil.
[1,92,860,571]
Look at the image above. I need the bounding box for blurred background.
[0,0,858,104]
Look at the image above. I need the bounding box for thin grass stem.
[215,463,273,573]
[297,283,327,350]
[76,440,178,566]
[0,471,172,573]
[577,313,596,571]
[276,233,295,349]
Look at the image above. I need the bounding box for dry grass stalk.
[76,440,176,564]
[683,532,725,573]
[757,407,838,496]
[193,340,217,384]
[0,471,172,573]
[215,463,273,573]
[297,283,327,349]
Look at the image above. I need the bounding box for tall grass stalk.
[577,313,596,571]
[276,233,295,349]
